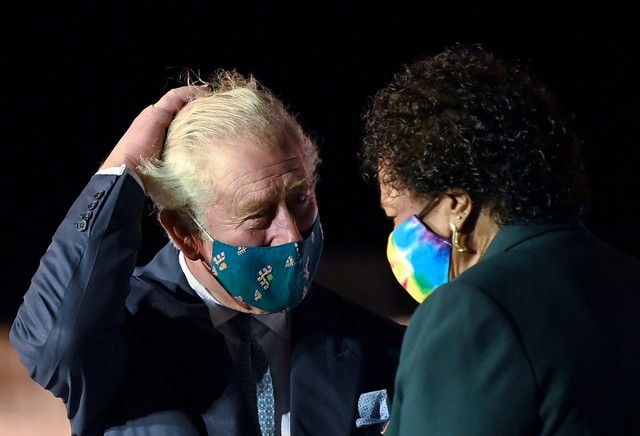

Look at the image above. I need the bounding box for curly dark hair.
[361,43,588,224]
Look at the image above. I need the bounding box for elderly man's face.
[203,136,318,249]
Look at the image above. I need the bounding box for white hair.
[139,70,320,236]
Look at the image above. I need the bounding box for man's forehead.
[203,176,310,224]
[235,172,312,198]
[211,133,305,165]
[213,150,310,182]
[212,152,311,201]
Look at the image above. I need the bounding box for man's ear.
[159,209,205,261]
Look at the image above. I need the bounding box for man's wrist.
[96,164,145,193]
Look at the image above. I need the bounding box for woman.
[361,44,640,435]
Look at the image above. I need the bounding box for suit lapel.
[137,248,365,434]
[289,286,361,435]
[131,243,249,434]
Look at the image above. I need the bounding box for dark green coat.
[387,223,640,435]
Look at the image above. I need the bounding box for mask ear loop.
[187,213,218,275]
[417,195,474,253]
[416,195,442,220]
[188,213,214,242]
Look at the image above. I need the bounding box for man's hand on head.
[99,86,207,175]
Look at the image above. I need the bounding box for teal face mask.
[196,215,324,312]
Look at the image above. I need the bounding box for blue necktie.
[232,315,276,436]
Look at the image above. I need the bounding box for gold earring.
[450,223,472,253]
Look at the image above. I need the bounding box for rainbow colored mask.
[386,216,452,303]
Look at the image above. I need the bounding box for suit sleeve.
[386,283,538,435]
[10,172,145,434]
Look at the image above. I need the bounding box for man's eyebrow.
[288,177,311,190]
[238,177,312,214]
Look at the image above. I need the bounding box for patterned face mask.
[195,215,324,312]
[386,198,452,303]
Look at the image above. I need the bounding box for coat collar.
[483,220,586,261]
[135,242,199,297]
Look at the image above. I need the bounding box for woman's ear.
[444,191,476,254]
[445,191,473,229]
[159,210,205,261]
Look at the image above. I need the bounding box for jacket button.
[88,200,99,210]
[75,219,88,232]
[94,191,105,199]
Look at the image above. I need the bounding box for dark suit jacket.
[386,222,640,435]
[11,172,405,436]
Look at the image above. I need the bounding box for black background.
[2,1,639,322]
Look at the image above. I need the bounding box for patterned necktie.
[232,315,276,436]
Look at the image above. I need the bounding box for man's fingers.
[99,85,209,172]
[151,85,208,115]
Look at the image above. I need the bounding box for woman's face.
[379,177,452,238]
[378,167,499,282]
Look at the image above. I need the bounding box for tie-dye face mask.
[386,199,452,303]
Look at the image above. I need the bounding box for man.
[11,71,404,435]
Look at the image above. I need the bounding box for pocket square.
[355,389,389,429]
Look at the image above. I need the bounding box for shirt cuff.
[96,164,145,194]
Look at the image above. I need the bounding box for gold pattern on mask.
[258,266,274,290]
[213,252,227,270]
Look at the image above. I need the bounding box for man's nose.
[268,207,303,246]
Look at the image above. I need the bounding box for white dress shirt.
[179,251,292,436]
